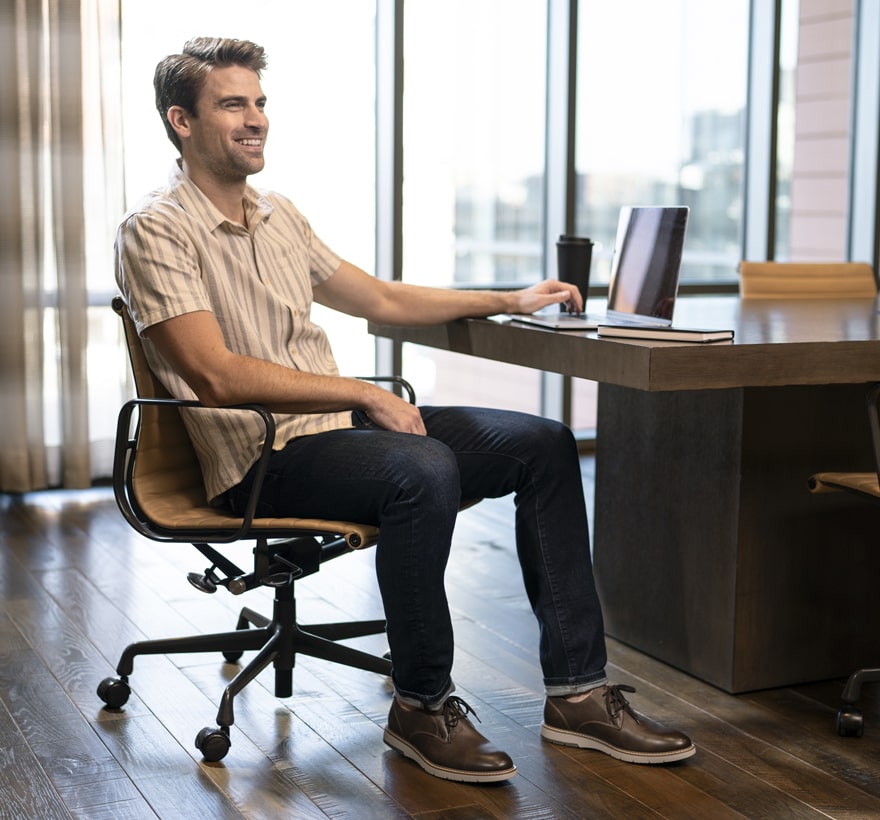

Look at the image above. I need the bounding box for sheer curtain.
[0,0,124,492]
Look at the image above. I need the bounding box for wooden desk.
[371,296,880,692]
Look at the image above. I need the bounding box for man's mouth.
[236,138,263,147]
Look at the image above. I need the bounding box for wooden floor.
[1,461,879,819]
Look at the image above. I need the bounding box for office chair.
[738,261,877,299]
[98,296,396,761]
[808,380,880,737]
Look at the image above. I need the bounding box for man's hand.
[362,385,427,435]
[509,279,583,315]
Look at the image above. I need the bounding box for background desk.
[371,296,880,692]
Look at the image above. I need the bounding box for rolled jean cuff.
[544,673,607,698]
[394,678,455,711]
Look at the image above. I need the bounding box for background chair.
[98,296,396,761]
[738,261,877,299]
[808,380,880,737]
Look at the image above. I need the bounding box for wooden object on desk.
[738,261,877,299]
[370,296,880,692]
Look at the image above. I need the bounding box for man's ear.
[167,105,192,141]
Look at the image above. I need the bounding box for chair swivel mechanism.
[97,296,397,761]
[808,380,880,737]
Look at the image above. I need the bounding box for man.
[115,37,695,784]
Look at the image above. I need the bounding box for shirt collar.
[168,160,274,233]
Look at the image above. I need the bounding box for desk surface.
[370,295,880,391]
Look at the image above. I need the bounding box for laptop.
[506,205,689,330]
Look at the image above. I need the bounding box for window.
[574,0,749,286]
[570,0,749,431]
[401,0,548,410]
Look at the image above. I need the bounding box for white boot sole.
[541,723,696,764]
[383,729,518,783]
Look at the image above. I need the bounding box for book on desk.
[597,324,734,343]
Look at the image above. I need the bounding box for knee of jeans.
[524,416,576,455]
[395,441,461,509]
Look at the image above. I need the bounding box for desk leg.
[593,382,880,693]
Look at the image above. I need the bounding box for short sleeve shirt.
[114,162,353,502]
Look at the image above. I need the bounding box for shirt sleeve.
[114,203,213,336]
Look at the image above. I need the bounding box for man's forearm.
[192,354,381,414]
[381,281,519,325]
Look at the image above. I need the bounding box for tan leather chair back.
[738,261,877,299]
[112,297,212,521]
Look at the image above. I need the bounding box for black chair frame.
[97,362,410,760]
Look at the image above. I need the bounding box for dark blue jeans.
[225,406,607,706]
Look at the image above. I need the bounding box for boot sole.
[541,723,696,764]
[383,729,518,783]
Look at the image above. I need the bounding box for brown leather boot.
[542,684,696,764]
[383,695,517,783]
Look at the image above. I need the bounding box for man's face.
[178,65,269,183]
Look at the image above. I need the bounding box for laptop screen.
[605,206,689,326]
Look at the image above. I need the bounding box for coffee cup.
[556,235,594,309]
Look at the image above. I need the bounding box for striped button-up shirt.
[115,162,352,502]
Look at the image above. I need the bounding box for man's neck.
[181,160,248,224]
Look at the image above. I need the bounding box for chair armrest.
[114,397,276,543]
[355,375,416,404]
[115,375,415,543]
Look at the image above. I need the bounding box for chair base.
[98,579,392,760]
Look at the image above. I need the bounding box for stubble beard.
[210,149,265,185]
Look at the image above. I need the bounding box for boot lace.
[442,695,481,734]
[603,684,637,722]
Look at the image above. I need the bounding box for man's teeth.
[237,139,262,145]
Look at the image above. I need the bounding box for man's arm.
[143,310,427,434]
[312,261,583,324]
[141,260,579,438]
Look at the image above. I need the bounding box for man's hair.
[153,37,268,152]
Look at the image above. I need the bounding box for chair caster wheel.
[97,676,131,709]
[196,726,231,762]
[837,707,864,737]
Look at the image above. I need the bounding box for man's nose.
[245,105,267,128]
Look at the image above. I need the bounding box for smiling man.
[114,37,695,784]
